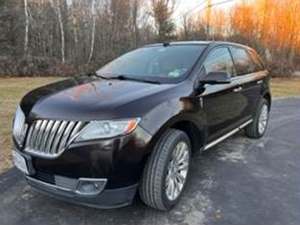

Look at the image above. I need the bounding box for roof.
[145,41,251,50]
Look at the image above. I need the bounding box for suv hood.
[21,76,175,121]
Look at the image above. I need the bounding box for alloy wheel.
[258,104,269,135]
[165,141,190,201]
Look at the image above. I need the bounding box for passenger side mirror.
[200,72,231,85]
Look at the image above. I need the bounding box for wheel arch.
[263,92,272,109]
[146,116,207,156]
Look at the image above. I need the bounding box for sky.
[173,0,239,23]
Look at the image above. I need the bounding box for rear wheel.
[139,129,191,211]
[245,98,270,138]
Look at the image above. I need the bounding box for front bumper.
[14,125,152,208]
[26,175,138,209]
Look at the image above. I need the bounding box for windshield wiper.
[109,75,161,84]
[92,72,161,84]
[89,72,109,80]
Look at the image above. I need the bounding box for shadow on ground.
[1,98,300,225]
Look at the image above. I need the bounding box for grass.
[0,77,300,174]
[271,78,300,97]
[0,77,61,173]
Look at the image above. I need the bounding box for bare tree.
[131,0,140,47]
[23,0,29,56]
[182,14,193,40]
[205,0,212,40]
[150,0,176,42]
[71,3,78,53]
[50,0,65,63]
[87,0,97,64]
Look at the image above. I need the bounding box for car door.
[199,46,246,142]
[229,46,266,120]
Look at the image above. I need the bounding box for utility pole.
[206,0,212,40]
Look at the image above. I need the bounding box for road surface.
[1,98,300,225]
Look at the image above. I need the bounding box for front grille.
[24,120,84,158]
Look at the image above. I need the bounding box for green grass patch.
[0,77,61,173]
[271,78,300,98]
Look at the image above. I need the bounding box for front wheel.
[245,98,270,138]
[139,129,191,211]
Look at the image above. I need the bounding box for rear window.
[203,47,235,77]
[248,50,265,71]
[230,47,258,75]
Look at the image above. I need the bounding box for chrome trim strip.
[200,70,268,97]
[204,119,253,151]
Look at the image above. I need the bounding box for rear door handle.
[233,87,243,92]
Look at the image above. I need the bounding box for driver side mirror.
[200,72,231,85]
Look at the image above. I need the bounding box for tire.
[245,98,270,139]
[139,129,191,211]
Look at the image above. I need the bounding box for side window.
[203,47,235,77]
[248,50,265,71]
[230,47,257,75]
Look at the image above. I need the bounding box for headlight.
[75,118,140,142]
[13,105,27,146]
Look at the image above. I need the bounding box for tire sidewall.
[160,132,192,210]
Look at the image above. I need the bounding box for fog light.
[75,178,107,196]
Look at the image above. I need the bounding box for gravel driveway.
[1,98,300,225]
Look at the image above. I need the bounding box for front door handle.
[233,86,243,92]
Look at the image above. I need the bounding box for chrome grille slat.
[69,122,83,143]
[58,121,75,151]
[40,120,54,152]
[45,121,61,154]
[30,120,42,148]
[50,121,68,154]
[24,119,83,158]
[39,120,50,150]
[26,125,34,149]
[35,120,48,151]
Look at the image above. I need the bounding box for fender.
[139,95,209,154]
[260,72,272,107]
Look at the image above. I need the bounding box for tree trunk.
[57,1,65,63]
[88,0,96,64]
[24,0,29,56]
[206,0,212,40]
[50,0,65,63]
[132,0,140,47]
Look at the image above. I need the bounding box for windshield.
[96,45,206,83]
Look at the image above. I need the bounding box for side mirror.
[200,72,231,85]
